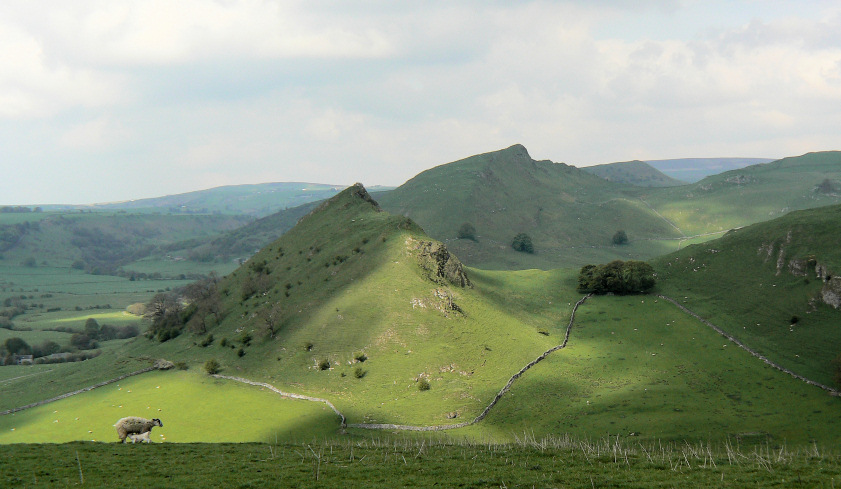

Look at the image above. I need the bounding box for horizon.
[2,1,840,205]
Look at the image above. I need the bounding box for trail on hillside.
[658,294,840,396]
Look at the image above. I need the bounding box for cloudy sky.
[2,0,840,205]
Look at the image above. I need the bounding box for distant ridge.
[645,157,775,183]
[582,160,686,187]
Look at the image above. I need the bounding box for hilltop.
[582,160,686,187]
[378,144,682,270]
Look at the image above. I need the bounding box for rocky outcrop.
[822,277,841,309]
[411,239,471,288]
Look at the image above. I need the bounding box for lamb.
[128,431,151,443]
[114,416,163,443]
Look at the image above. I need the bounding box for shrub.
[220,337,228,347]
[354,367,367,379]
[237,348,245,357]
[304,341,314,351]
[239,332,252,346]
[790,316,800,325]
[417,378,431,391]
[175,361,189,370]
[204,359,221,375]
[201,334,214,347]
[511,233,534,254]
[354,352,367,363]
[318,358,331,370]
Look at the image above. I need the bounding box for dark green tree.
[4,337,31,355]
[457,223,478,241]
[84,318,101,340]
[612,230,629,245]
[512,233,535,254]
[577,260,655,295]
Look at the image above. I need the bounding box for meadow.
[2,437,839,488]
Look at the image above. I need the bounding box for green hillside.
[653,203,841,386]
[582,160,687,187]
[378,144,682,270]
[643,151,841,236]
[92,184,583,429]
[0,211,248,277]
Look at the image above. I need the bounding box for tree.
[612,230,629,245]
[84,318,101,340]
[263,303,282,338]
[511,233,534,254]
[4,337,31,355]
[457,223,478,241]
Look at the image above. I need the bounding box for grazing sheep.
[114,417,163,443]
[128,431,151,443]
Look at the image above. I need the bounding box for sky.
[2,0,840,205]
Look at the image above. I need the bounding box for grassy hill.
[642,151,841,237]
[378,144,682,270]
[582,160,686,187]
[652,203,841,387]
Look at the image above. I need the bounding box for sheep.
[128,431,151,443]
[114,416,163,443]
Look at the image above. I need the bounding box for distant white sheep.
[128,431,151,443]
[114,416,162,443]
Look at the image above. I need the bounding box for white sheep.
[128,431,151,443]
[114,416,163,443]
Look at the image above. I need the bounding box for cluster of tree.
[577,260,656,295]
[512,233,534,254]
[0,206,42,213]
[70,318,141,349]
[1,337,61,364]
[147,275,221,342]
[0,221,39,252]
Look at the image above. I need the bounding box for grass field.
[1,437,838,488]
[0,370,338,444]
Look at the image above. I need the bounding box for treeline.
[0,206,42,213]
[577,260,656,294]
[147,275,222,342]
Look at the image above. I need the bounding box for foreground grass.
[2,436,839,488]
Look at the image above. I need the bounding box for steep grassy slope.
[582,160,686,187]
[653,204,841,386]
[643,151,841,236]
[378,144,681,270]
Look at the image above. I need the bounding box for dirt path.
[658,294,840,396]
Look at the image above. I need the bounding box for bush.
[304,341,314,351]
[511,233,534,254]
[175,361,189,370]
[354,352,367,363]
[417,378,431,391]
[204,359,221,375]
[237,348,245,357]
[318,358,331,370]
[201,334,214,347]
[457,223,477,241]
[354,367,367,379]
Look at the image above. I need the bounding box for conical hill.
[157,183,577,427]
